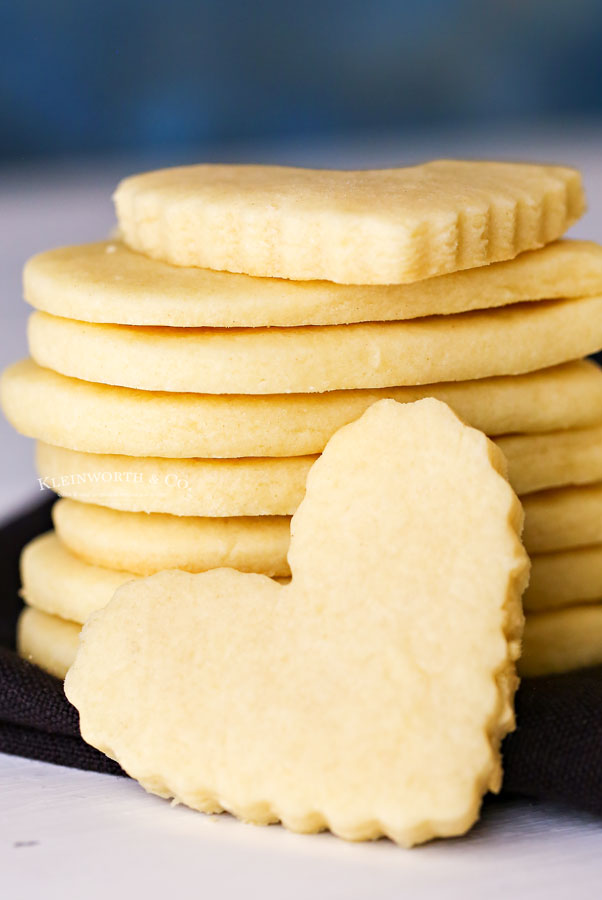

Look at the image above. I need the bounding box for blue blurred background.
[2,0,602,163]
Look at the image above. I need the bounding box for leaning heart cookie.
[65,399,528,847]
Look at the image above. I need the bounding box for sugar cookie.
[114,161,584,284]
[525,545,602,613]
[18,606,81,681]
[496,424,602,496]
[35,449,587,558]
[38,560,592,685]
[53,500,291,577]
[45,593,595,707]
[21,532,138,624]
[522,483,602,553]
[23,239,602,327]
[37,443,314,516]
[65,399,528,846]
[520,605,602,677]
[5,358,602,458]
[36,447,602,555]
[36,423,602,517]
[21,530,289,625]
[28,298,602,393]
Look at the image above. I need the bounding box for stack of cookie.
[3,160,602,680]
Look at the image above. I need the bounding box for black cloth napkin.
[1,498,602,814]
[0,496,125,776]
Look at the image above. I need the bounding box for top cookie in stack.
[113,160,585,284]
[5,160,602,682]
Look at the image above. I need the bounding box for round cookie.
[496,424,602,496]
[18,606,81,680]
[520,604,602,677]
[23,239,602,328]
[5,358,602,458]
[114,161,584,284]
[21,532,138,624]
[53,500,291,577]
[522,483,602,553]
[38,443,314,516]
[525,545,602,613]
[36,424,602,517]
[28,297,602,393]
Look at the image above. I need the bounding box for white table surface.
[2,126,602,895]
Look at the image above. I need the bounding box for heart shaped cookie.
[65,399,528,846]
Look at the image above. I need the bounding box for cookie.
[5,358,601,458]
[21,530,289,625]
[525,545,602,613]
[28,297,602,393]
[53,499,291,577]
[23,239,602,328]
[36,447,602,555]
[520,605,602,677]
[37,422,602,517]
[522,483,602,553]
[65,399,527,846]
[496,424,602,495]
[18,606,82,681]
[21,532,138,624]
[35,444,591,556]
[64,476,601,615]
[34,581,563,718]
[37,443,314,516]
[44,589,584,714]
[114,161,584,284]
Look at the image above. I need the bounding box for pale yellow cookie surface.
[36,445,601,556]
[21,529,289,624]
[23,239,602,327]
[5,358,602,458]
[18,606,82,681]
[34,441,578,556]
[21,531,138,624]
[47,586,586,722]
[36,423,602,517]
[37,443,314,516]
[53,499,291,576]
[522,483,602,553]
[33,586,571,727]
[27,297,602,393]
[520,605,602,677]
[114,161,584,284]
[525,545,602,613]
[496,424,602,495]
[65,399,528,847]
